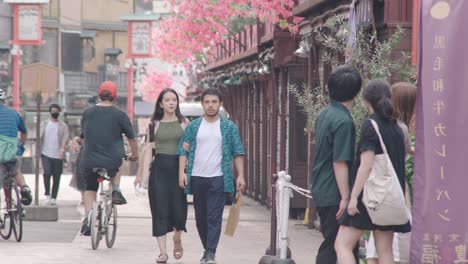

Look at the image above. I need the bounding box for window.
[61,32,82,71]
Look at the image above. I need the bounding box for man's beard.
[205,109,219,117]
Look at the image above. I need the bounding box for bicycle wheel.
[11,183,23,242]
[105,203,117,248]
[0,189,12,240]
[90,202,102,250]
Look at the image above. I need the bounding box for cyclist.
[0,88,32,208]
[80,81,138,236]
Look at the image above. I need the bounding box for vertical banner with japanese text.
[412,1,468,263]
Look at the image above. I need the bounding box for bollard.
[277,173,295,263]
[259,172,291,264]
[259,171,295,264]
[279,173,290,259]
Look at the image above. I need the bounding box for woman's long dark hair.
[363,79,394,121]
[151,88,184,123]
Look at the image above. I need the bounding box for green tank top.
[154,121,184,155]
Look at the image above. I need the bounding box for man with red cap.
[79,81,138,236]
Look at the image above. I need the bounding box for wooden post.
[12,46,21,111]
[34,72,43,206]
[127,60,134,123]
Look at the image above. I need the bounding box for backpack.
[0,134,18,163]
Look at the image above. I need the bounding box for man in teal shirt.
[311,65,362,264]
[177,88,245,264]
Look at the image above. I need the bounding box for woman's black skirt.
[148,153,188,237]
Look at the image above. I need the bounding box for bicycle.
[88,167,118,250]
[0,160,23,242]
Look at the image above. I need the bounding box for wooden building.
[200,0,416,223]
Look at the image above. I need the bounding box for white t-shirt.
[42,121,61,159]
[191,117,223,177]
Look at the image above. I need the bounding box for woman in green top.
[138,88,189,263]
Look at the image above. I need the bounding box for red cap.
[98,81,117,98]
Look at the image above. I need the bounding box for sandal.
[156,253,168,263]
[173,237,184,260]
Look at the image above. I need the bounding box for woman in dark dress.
[134,88,189,263]
[335,80,411,264]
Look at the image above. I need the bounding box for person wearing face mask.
[40,103,70,205]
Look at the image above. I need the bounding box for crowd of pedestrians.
[0,62,415,264]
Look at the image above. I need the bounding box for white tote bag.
[362,119,410,226]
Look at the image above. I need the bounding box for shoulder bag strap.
[149,121,155,143]
[149,121,159,157]
[369,119,389,155]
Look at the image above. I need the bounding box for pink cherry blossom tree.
[154,0,299,64]
[140,67,174,102]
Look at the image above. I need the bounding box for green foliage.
[315,16,416,83]
[289,85,328,134]
[229,15,256,34]
[290,15,416,141]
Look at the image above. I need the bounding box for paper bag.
[224,194,241,236]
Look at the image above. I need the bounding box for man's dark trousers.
[316,205,359,264]
[41,154,63,199]
[191,176,226,255]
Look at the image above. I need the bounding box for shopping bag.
[224,194,241,236]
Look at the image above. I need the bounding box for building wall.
[79,0,130,73]
[0,3,12,96]
[82,31,128,73]
[60,0,82,28]
[0,3,12,42]
[114,31,129,71]
[41,0,59,20]
[82,0,132,22]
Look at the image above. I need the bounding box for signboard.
[11,3,43,45]
[18,5,40,41]
[411,1,468,263]
[130,21,152,57]
[21,63,60,103]
[4,0,49,3]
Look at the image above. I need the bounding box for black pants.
[41,154,63,199]
[191,176,226,255]
[149,154,187,237]
[316,205,359,264]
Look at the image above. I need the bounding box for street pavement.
[0,174,323,264]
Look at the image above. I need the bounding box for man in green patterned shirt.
[177,88,245,264]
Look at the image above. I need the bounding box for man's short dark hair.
[49,103,61,112]
[327,65,362,102]
[201,88,223,102]
[99,90,115,102]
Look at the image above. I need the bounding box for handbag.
[137,121,159,189]
[362,119,410,226]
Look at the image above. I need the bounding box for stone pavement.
[0,174,323,264]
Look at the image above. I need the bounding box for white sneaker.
[44,195,51,205]
[49,199,57,205]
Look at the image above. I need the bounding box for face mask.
[51,113,60,119]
